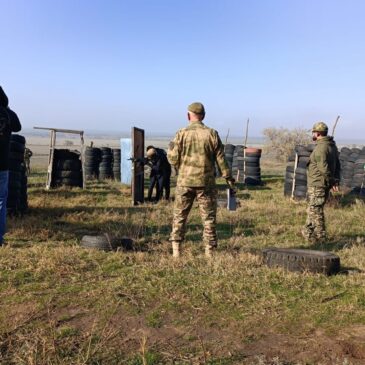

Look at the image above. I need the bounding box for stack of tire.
[7,134,28,215]
[224,144,235,174]
[232,146,262,185]
[284,144,315,199]
[99,147,113,180]
[232,145,244,181]
[52,149,82,188]
[112,148,121,181]
[339,147,358,189]
[351,147,365,194]
[84,147,101,180]
[243,147,262,185]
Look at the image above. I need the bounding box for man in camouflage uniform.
[24,147,33,176]
[167,102,234,258]
[302,122,340,243]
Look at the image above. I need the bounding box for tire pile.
[339,146,365,193]
[224,144,235,173]
[232,146,262,185]
[7,134,28,215]
[84,147,101,180]
[112,148,121,181]
[52,149,83,188]
[99,147,113,180]
[284,144,315,200]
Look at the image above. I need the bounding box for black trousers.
[148,173,171,201]
[148,174,164,201]
[163,173,171,200]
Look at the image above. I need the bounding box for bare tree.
[263,127,311,161]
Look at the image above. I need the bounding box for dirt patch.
[61,308,365,364]
[238,327,365,365]
[2,300,365,364]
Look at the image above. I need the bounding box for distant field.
[1,162,365,364]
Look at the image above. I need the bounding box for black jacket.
[149,148,171,177]
[0,87,22,171]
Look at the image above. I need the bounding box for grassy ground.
[1,161,365,365]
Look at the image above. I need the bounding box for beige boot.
[205,245,215,258]
[172,241,181,258]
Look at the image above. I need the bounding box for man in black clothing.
[0,86,22,245]
[145,145,171,202]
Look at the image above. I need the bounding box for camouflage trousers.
[170,186,217,247]
[303,186,330,241]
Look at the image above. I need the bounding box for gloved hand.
[226,177,236,190]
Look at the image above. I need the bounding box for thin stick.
[332,115,340,137]
[244,118,249,147]
[291,152,299,200]
[225,128,230,144]
[243,118,249,187]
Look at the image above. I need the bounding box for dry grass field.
[1,159,365,364]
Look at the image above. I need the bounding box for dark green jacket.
[307,136,340,188]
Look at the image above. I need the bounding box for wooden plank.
[120,138,132,185]
[131,127,145,205]
[34,126,84,134]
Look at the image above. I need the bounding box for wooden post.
[243,118,249,185]
[332,115,340,137]
[291,152,299,200]
[80,131,85,189]
[46,130,56,190]
[225,128,230,144]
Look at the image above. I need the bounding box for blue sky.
[1,0,365,139]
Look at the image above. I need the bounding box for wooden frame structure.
[33,127,85,190]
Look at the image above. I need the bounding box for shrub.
[263,127,311,161]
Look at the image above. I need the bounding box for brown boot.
[172,241,180,259]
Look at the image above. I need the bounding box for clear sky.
[1,0,365,139]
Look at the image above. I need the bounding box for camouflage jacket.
[167,121,231,187]
[307,136,341,188]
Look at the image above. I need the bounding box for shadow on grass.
[262,174,284,184]
[183,220,255,242]
[337,192,365,208]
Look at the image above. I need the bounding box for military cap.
[146,148,157,159]
[312,122,329,133]
[188,102,205,115]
